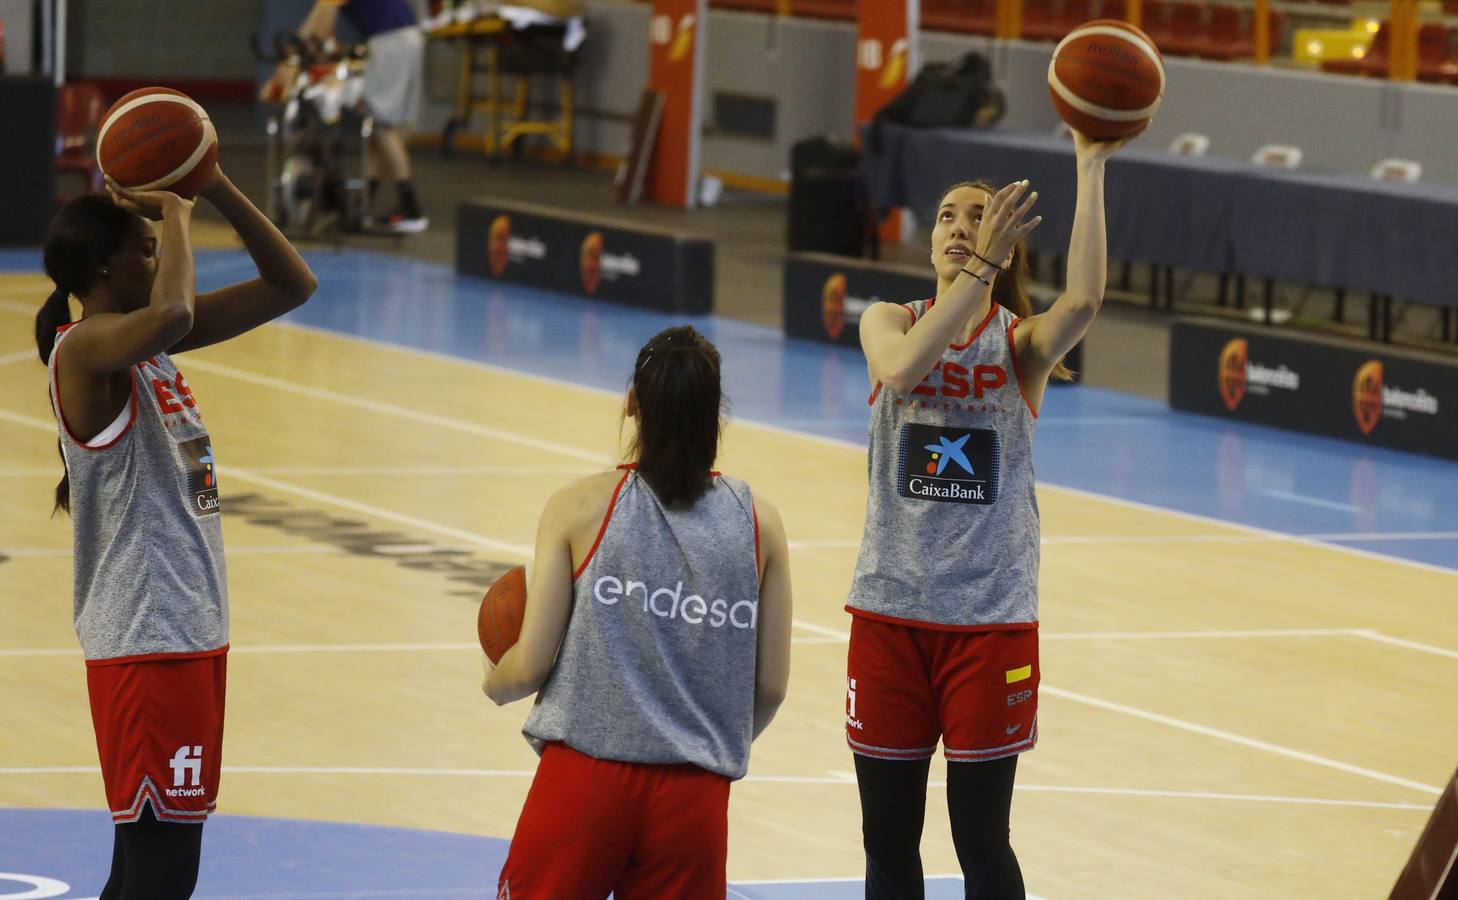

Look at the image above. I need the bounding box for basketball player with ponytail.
[847,131,1125,899]
[484,325,793,899]
[36,167,316,898]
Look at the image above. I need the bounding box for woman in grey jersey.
[34,168,316,899]
[483,325,793,899]
[847,132,1125,899]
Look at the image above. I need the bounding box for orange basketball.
[97,87,219,199]
[1047,20,1165,141]
[478,565,527,665]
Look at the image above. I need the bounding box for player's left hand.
[481,653,496,697]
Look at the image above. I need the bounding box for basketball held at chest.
[1047,20,1165,141]
[97,87,219,199]
[479,566,527,665]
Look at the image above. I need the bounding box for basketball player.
[847,131,1124,899]
[484,325,793,899]
[34,166,317,898]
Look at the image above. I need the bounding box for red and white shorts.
[846,614,1038,763]
[499,742,730,899]
[86,649,228,824]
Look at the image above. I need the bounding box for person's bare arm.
[170,170,317,353]
[751,496,792,739]
[484,488,580,705]
[297,0,343,43]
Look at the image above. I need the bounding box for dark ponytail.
[627,326,724,509]
[35,288,72,364]
[37,194,134,515]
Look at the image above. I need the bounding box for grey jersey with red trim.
[522,469,761,779]
[848,301,1040,628]
[49,326,229,662]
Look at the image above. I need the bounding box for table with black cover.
[864,124,1458,341]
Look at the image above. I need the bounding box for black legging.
[855,754,1025,900]
[98,804,204,900]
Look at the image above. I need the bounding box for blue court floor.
[2,246,1453,897]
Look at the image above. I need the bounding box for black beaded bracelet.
[971,250,1008,271]
[961,266,993,287]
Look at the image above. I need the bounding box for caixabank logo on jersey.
[1351,360,1441,436]
[896,423,1000,505]
[177,435,220,516]
[1217,337,1302,411]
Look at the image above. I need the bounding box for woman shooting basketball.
[35,166,317,898]
[846,131,1124,899]
[484,325,793,899]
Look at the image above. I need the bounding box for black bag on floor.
[868,52,1005,151]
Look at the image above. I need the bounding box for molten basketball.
[1047,20,1165,141]
[478,565,527,665]
[97,87,219,199]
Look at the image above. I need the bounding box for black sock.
[367,178,380,208]
[395,180,421,219]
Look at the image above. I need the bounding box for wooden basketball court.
[2,266,1456,899]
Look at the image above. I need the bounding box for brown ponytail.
[34,287,72,365]
[939,180,1075,382]
[626,326,724,510]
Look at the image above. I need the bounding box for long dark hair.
[627,326,724,509]
[938,180,1074,382]
[35,194,136,515]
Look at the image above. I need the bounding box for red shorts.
[499,742,730,900]
[86,650,227,824]
[846,615,1038,762]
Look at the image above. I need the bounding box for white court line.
[0,545,342,558]
[0,348,35,366]
[7,628,1456,657]
[224,466,535,559]
[238,464,596,477]
[1353,629,1458,661]
[1041,685,1443,795]
[1261,488,1360,513]
[0,764,1429,813]
[179,357,611,465]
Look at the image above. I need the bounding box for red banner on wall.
[646,0,707,208]
[855,0,918,241]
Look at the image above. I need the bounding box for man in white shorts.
[297,0,429,233]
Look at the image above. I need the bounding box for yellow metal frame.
[432,17,575,157]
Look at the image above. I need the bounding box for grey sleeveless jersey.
[848,301,1040,628]
[49,326,229,662]
[523,468,761,779]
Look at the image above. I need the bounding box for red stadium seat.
[55,82,105,196]
[1416,23,1457,83]
[924,0,998,35]
[1140,0,1175,47]
[1199,5,1251,59]
[1022,0,1066,41]
[1159,1,1207,56]
[1101,0,1129,20]
[1058,0,1094,36]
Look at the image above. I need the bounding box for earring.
[99,267,109,275]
